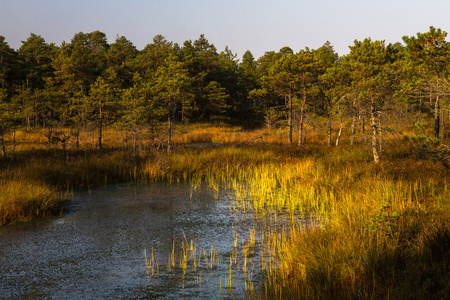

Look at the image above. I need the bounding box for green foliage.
[0,36,16,91]
[403,26,448,74]
[407,132,450,168]
[18,33,56,90]
[151,54,192,117]
[0,27,449,152]
[369,204,401,235]
[343,38,392,111]
[117,73,153,130]
[264,108,283,129]
[105,35,138,88]
[402,27,450,139]
[0,88,19,133]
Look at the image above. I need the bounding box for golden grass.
[0,180,62,225]
[231,147,450,299]
[0,148,147,224]
[1,122,450,298]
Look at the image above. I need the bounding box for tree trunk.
[288,89,293,145]
[98,99,103,150]
[298,89,307,147]
[298,107,304,147]
[370,105,380,163]
[0,132,6,159]
[47,126,52,150]
[335,115,343,146]
[447,108,450,139]
[350,113,356,146]
[360,111,365,133]
[181,98,186,123]
[75,126,80,149]
[133,128,137,156]
[327,112,332,146]
[434,95,440,140]
[167,112,172,153]
[12,130,16,156]
[378,111,383,153]
[98,122,102,150]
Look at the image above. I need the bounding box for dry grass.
[0,180,63,225]
[1,122,449,299]
[234,146,450,299]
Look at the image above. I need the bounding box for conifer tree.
[403,27,450,140]
[151,55,192,152]
[340,39,392,162]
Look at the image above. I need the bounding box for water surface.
[0,182,290,299]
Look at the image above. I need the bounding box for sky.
[1,0,450,60]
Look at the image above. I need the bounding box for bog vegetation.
[1,27,450,298]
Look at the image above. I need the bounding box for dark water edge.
[1,181,305,299]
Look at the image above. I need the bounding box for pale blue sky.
[1,0,450,59]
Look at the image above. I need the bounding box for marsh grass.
[143,223,288,296]
[235,147,450,299]
[1,123,450,299]
[261,209,450,299]
[0,149,147,225]
[139,136,450,298]
[0,143,281,225]
[0,179,63,225]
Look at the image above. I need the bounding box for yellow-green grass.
[139,140,450,297]
[1,123,450,298]
[0,144,284,224]
[139,142,450,298]
[2,122,329,153]
[142,145,281,182]
[233,147,450,299]
[0,180,63,225]
[0,149,147,225]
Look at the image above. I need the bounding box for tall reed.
[2,124,449,298]
[237,146,450,299]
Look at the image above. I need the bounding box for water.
[0,182,298,299]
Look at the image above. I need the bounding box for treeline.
[0,26,449,161]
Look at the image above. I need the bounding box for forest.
[0,26,449,161]
[1,27,450,299]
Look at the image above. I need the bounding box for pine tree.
[403,27,450,140]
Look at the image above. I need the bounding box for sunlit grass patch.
[237,149,450,299]
[0,180,63,225]
[1,122,450,298]
[142,146,279,182]
[265,207,450,299]
[0,149,145,224]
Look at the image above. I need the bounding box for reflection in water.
[0,182,308,299]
